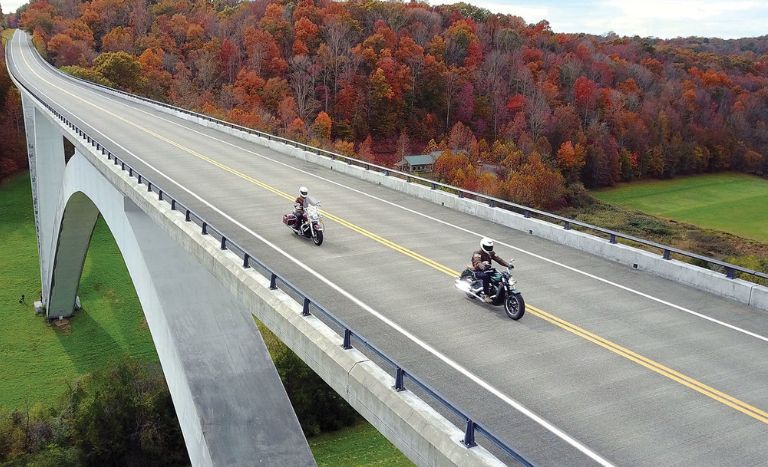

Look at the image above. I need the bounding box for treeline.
[0,21,27,181]
[0,360,188,466]
[17,0,768,208]
[0,332,358,465]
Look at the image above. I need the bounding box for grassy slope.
[0,172,157,409]
[592,173,768,243]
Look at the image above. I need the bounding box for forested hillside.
[1,17,27,181]
[16,0,768,207]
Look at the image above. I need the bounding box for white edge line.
[12,32,615,466]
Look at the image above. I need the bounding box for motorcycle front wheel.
[312,230,324,246]
[504,293,525,320]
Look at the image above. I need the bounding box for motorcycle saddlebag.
[283,213,297,226]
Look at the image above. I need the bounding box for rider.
[471,237,509,303]
[293,186,309,231]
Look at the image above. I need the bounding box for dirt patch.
[51,317,72,333]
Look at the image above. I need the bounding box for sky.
[1,0,766,39]
[433,0,768,39]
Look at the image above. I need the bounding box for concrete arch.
[28,113,314,465]
[46,191,99,318]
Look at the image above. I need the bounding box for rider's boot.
[482,290,493,303]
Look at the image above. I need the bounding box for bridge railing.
[29,47,768,285]
[9,57,532,466]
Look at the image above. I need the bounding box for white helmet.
[480,237,494,253]
[299,186,308,197]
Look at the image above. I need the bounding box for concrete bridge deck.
[8,31,768,465]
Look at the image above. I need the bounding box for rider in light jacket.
[471,238,509,302]
[293,186,309,230]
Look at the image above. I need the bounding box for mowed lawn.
[593,173,768,242]
[310,422,413,466]
[0,172,158,409]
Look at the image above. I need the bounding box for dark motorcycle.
[283,203,324,245]
[455,262,525,320]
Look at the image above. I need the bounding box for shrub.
[257,323,360,436]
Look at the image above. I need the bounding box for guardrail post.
[663,249,671,260]
[128,168,133,177]
[302,298,311,316]
[269,274,278,290]
[201,222,208,235]
[147,182,152,192]
[458,191,464,198]
[158,190,163,201]
[121,162,125,170]
[394,368,405,391]
[384,170,389,176]
[243,254,250,268]
[138,174,142,184]
[524,210,531,218]
[564,221,571,230]
[610,234,617,244]
[725,267,735,279]
[170,199,176,210]
[220,236,227,250]
[185,209,190,221]
[342,329,352,349]
[431,183,436,190]
[462,419,477,447]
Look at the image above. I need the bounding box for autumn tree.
[93,51,141,90]
[505,154,566,209]
[312,111,332,142]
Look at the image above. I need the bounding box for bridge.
[6,29,768,466]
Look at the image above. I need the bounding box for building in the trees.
[395,151,444,173]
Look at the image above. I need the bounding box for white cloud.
[0,0,28,14]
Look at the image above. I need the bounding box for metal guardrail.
[8,45,533,466]
[31,47,768,285]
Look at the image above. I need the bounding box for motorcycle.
[283,202,324,246]
[454,261,525,320]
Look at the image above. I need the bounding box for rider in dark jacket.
[471,237,509,302]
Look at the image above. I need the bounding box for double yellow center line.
[23,41,768,426]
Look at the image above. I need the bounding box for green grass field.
[310,422,413,466]
[0,172,158,409]
[0,171,408,463]
[592,173,768,242]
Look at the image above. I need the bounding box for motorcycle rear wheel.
[504,293,525,320]
[312,230,324,246]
